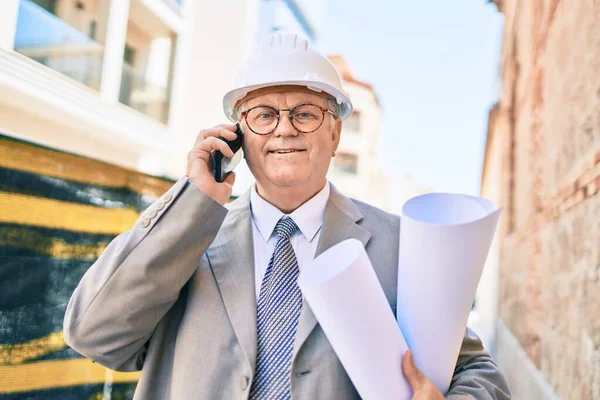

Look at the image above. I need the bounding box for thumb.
[402,350,425,390]
[222,171,236,189]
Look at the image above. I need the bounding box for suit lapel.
[208,186,373,369]
[292,184,372,360]
[207,192,258,372]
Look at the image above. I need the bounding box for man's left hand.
[402,350,445,400]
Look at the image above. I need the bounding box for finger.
[217,123,238,132]
[195,126,237,144]
[222,171,236,189]
[186,150,211,176]
[195,128,234,145]
[195,137,235,158]
[402,350,426,389]
[186,144,228,174]
[187,146,213,168]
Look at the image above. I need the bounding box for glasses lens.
[247,106,278,135]
[291,104,324,133]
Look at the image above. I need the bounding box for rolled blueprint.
[396,193,502,394]
[298,239,411,400]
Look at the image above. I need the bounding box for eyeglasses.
[240,103,337,135]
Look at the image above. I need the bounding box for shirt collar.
[250,182,330,243]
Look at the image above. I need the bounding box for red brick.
[585,179,598,198]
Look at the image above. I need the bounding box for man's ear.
[331,118,342,152]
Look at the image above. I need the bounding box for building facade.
[480,1,600,399]
[326,55,391,211]
[0,0,259,180]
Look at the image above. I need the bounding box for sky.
[318,1,504,195]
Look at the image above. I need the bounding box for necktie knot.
[275,217,299,240]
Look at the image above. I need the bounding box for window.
[14,0,106,90]
[119,44,137,106]
[123,44,136,65]
[334,152,358,174]
[118,7,178,124]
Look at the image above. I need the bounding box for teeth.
[275,150,298,154]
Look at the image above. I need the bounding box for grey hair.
[326,97,341,119]
[231,96,342,121]
[231,103,244,122]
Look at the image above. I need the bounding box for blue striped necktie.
[250,217,302,399]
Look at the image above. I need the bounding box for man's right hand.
[402,350,445,400]
[187,124,238,205]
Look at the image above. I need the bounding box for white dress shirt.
[250,182,331,300]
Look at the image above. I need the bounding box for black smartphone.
[212,123,243,182]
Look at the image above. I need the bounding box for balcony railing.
[120,62,170,124]
[13,0,104,91]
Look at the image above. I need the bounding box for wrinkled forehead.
[236,85,333,109]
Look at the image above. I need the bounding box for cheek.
[308,135,333,163]
[243,137,265,166]
[244,131,334,181]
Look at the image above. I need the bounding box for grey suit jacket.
[64,177,511,399]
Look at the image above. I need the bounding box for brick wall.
[491,0,600,398]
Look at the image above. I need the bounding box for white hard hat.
[223,33,353,121]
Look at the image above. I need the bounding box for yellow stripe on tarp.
[0,225,108,260]
[0,192,139,235]
[0,332,67,366]
[0,136,173,196]
[0,358,140,393]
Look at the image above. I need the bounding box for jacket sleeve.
[63,177,228,371]
[446,328,512,399]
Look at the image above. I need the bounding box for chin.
[267,169,310,187]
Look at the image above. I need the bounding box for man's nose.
[273,111,298,138]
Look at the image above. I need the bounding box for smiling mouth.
[269,149,306,154]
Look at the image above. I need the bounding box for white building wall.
[327,80,387,208]
[99,0,130,101]
[164,0,260,179]
[0,0,259,183]
[0,0,21,49]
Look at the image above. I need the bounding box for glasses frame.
[240,103,337,135]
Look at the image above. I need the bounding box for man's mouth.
[269,149,306,154]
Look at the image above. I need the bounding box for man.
[64,33,511,399]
